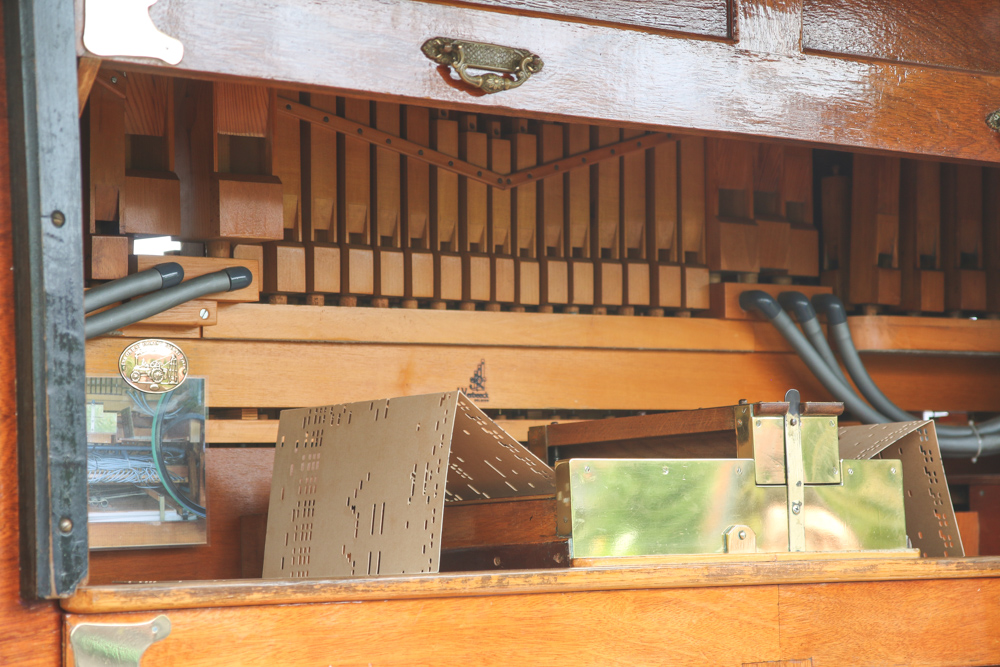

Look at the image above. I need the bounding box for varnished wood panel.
[66,586,781,666]
[62,557,1000,614]
[0,7,62,659]
[456,0,729,38]
[779,578,1000,666]
[85,336,1000,412]
[803,0,1000,74]
[106,1,1000,163]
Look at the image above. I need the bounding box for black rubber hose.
[85,267,253,339]
[84,262,184,314]
[778,292,850,386]
[811,294,1000,437]
[739,291,888,424]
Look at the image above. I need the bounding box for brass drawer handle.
[422,37,543,94]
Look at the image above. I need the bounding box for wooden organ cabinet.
[2,1,1000,665]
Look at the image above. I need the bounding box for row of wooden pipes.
[83,71,997,317]
[821,155,1000,316]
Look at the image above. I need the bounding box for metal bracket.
[83,0,184,65]
[784,389,806,552]
[723,525,757,554]
[70,615,171,667]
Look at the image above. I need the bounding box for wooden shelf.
[64,556,1000,613]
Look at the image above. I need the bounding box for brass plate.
[560,458,906,559]
[118,339,188,393]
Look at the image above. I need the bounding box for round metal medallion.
[118,339,189,393]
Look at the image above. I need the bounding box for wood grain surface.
[84,335,1000,412]
[110,0,1000,163]
[452,0,729,38]
[779,578,1000,666]
[63,556,1000,613]
[802,0,1000,74]
[0,9,63,662]
[66,586,782,666]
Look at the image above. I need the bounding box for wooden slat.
[511,123,538,306]
[898,159,944,313]
[206,303,755,349]
[941,163,987,313]
[706,137,758,274]
[85,335,1000,412]
[86,0,1000,164]
[849,154,901,308]
[67,586,782,666]
[63,557,1000,613]
[847,315,1000,354]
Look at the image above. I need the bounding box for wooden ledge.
[204,305,1000,356]
[63,556,1000,614]
[848,315,1000,355]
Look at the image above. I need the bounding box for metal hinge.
[70,615,171,667]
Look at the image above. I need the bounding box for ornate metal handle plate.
[422,37,543,94]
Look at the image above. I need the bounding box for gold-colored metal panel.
[564,457,908,559]
[804,459,906,551]
[801,414,842,485]
[749,416,786,485]
[566,459,789,558]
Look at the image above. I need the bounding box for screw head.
[110,76,118,84]
[735,466,742,475]
[584,465,590,473]
[738,530,747,540]
[789,418,798,426]
[199,308,210,320]
[662,466,669,475]
[890,467,897,474]
[756,419,762,427]
[829,420,836,427]
[493,556,502,567]
[791,502,802,515]
[51,211,65,227]
[848,468,854,475]
[58,517,73,533]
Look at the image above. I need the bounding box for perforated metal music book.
[262,391,555,579]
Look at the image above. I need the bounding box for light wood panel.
[86,336,1000,412]
[66,586,782,666]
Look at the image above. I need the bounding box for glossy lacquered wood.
[451,0,729,38]
[803,0,1000,74]
[82,0,1000,163]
